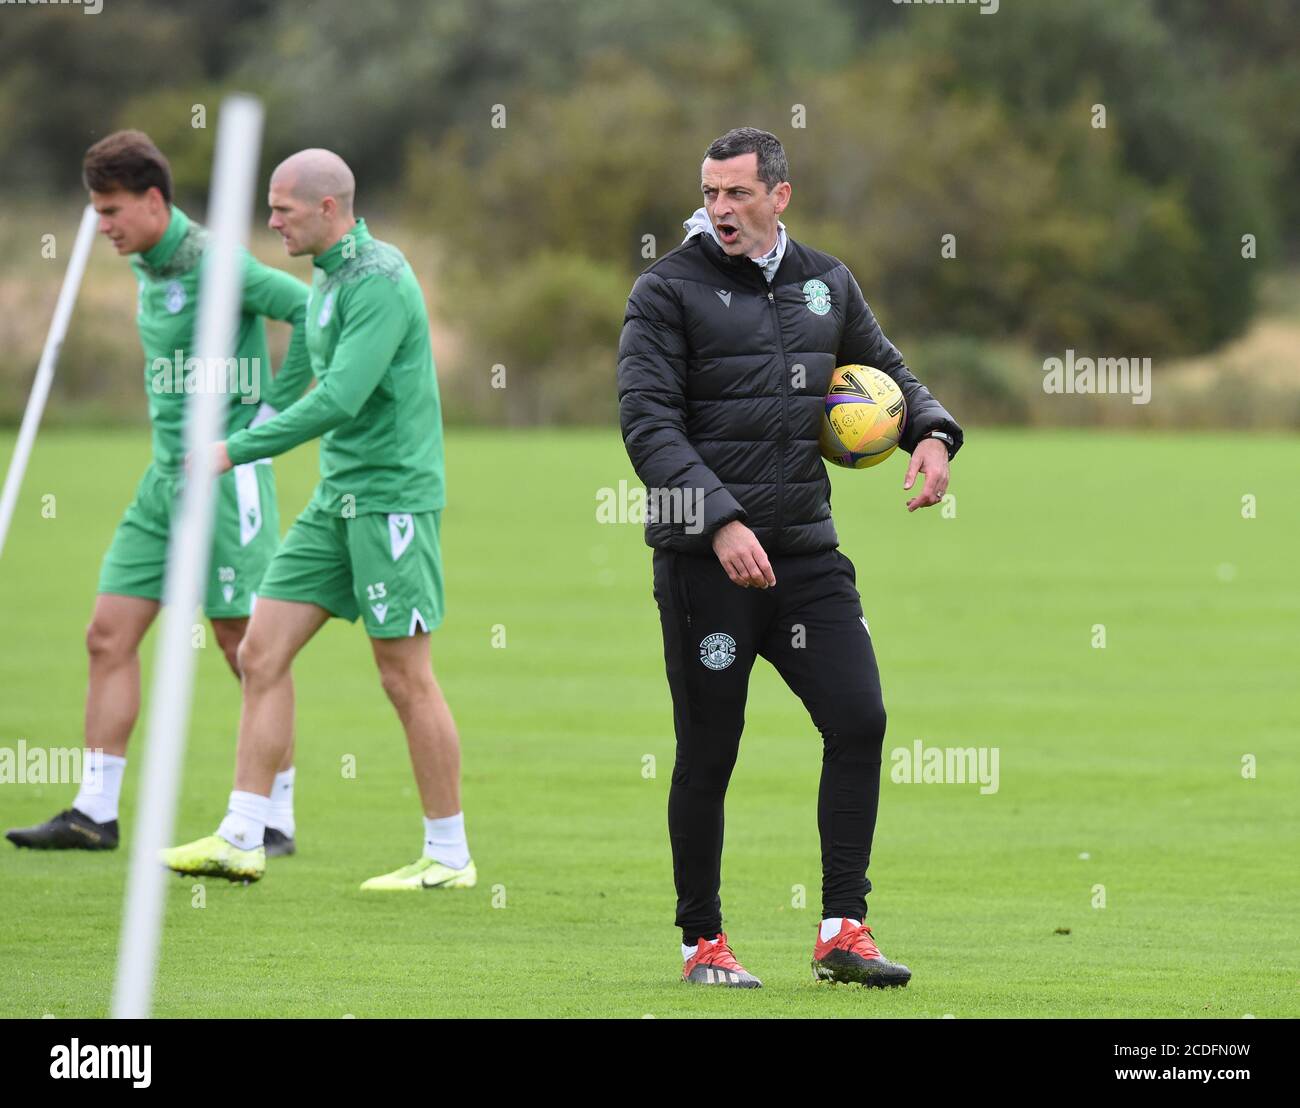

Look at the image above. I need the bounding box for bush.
[901,335,1033,426]
[436,251,631,425]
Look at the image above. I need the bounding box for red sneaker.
[812,921,911,987]
[682,932,763,988]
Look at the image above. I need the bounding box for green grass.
[0,427,1296,1017]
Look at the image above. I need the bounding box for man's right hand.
[712,520,776,589]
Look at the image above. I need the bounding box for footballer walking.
[163,149,475,891]
[6,131,312,857]
[617,128,964,987]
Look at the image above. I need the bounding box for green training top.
[131,205,313,476]
[224,218,446,516]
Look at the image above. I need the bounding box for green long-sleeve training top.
[132,205,313,475]
[224,218,446,517]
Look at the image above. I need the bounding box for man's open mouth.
[717,222,740,245]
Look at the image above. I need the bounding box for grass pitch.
[0,427,1296,1017]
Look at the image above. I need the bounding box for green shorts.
[98,461,280,619]
[256,502,444,638]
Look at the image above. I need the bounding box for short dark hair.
[83,129,173,204]
[703,127,788,190]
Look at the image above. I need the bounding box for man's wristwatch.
[923,430,956,459]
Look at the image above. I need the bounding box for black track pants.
[652,547,887,943]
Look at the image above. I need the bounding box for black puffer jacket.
[617,230,964,554]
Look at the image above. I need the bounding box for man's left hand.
[183,441,233,477]
[211,440,233,475]
[903,437,950,512]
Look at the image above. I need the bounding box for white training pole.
[0,204,98,560]
[111,94,264,1020]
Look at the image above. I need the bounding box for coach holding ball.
[617,127,963,989]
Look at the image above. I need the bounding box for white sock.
[268,767,295,837]
[216,790,270,850]
[820,917,862,942]
[422,811,470,869]
[682,943,698,961]
[73,752,126,824]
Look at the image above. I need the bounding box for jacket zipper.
[767,287,787,536]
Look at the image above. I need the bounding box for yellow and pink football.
[818,364,906,469]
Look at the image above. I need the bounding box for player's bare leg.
[230,599,326,796]
[372,633,461,818]
[212,615,296,852]
[359,633,474,890]
[6,594,161,850]
[210,616,245,679]
[160,599,325,880]
[85,593,159,758]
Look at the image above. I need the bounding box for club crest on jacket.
[802,279,831,316]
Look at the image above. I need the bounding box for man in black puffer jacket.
[618,127,963,990]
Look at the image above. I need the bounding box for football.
[818,364,907,469]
